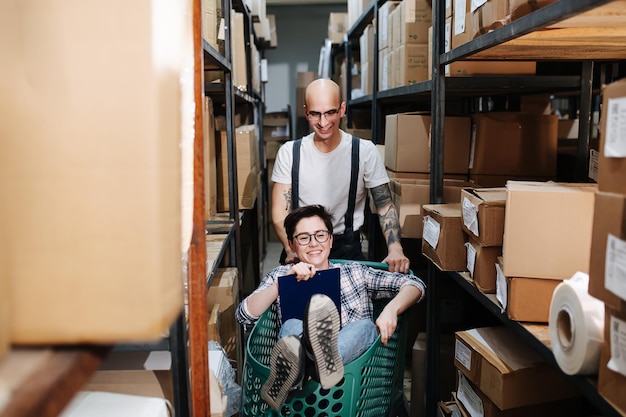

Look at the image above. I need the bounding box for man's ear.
[288,239,296,253]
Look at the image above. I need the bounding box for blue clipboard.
[277,268,341,325]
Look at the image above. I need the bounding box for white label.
[451,404,462,417]
[457,372,484,417]
[466,242,477,277]
[589,148,599,181]
[462,196,480,237]
[454,0,466,35]
[605,97,626,157]
[218,17,225,41]
[470,0,487,12]
[423,215,441,249]
[495,262,507,313]
[455,339,472,371]
[605,234,626,300]
[608,315,626,377]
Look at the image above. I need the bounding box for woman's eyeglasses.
[306,108,340,123]
[293,230,330,246]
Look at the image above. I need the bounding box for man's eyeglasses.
[293,230,331,246]
[306,108,341,123]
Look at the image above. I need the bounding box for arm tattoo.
[282,188,292,211]
[371,184,401,246]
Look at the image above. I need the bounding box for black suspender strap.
[291,139,302,209]
[344,136,360,242]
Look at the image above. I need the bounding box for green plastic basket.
[240,261,408,417]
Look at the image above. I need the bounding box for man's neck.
[313,130,342,153]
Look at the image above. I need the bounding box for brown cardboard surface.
[468,174,554,187]
[598,307,626,417]
[506,276,561,323]
[390,179,475,238]
[1,2,186,343]
[384,113,471,174]
[397,44,429,86]
[510,0,559,20]
[598,78,626,195]
[502,181,596,279]
[204,97,218,220]
[84,370,174,404]
[454,375,582,417]
[296,72,317,117]
[466,237,502,293]
[589,191,626,312]
[455,327,578,410]
[460,187,506,247]
[207,268,240,363]
[470,112,557,176]
[421,204,467,271]
[470,0,510,39]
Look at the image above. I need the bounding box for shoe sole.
[261,336,303,411]
[306,294,344,389]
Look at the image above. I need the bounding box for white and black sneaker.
[261,335,304,411]
[304,294,344,389]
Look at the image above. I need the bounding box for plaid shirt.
[236,261,426,327]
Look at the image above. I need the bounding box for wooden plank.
[0,347,108,417]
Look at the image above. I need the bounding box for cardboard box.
[204,97,218,220]
[470,112,558,176]
[217,126,260,211]
[460,187,506,247]
[422,204,467,271]
[263,111,290,141]
[390,179,475,238]
[598,78,626,195]
[378,1,401,50]
[470,0,510,40]
[328,12,348,44]
[385,113,471,174]
[451,0,472,48]
[454,327,578,410]
[466,237,502,293]
[397,44,430,86]
[468,174,554,187]
[360,24,374,64]
[296,72,317,117]
[1,1,187,343]
[503,181,596,279]
[589,191,626,313]
[506,275,561,323]
[231,11,247,91]
[207,268,240,363]
[411,333,457,417]
[397,0,432,46]
[510,0,559,21]
[598,307,626,417]
[454,373,582,417]
[208,303,221,344]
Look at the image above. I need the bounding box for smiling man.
[236,205,425,410]
[271,78,411,273]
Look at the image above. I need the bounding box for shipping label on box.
[598,78,626,195]
[598,307,626,416]
[503,181,596,280]
[461,187,506,247]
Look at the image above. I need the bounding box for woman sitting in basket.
[235,204,426,410]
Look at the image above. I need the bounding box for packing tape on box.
[549,271,605,375]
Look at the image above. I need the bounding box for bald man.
[270,79,410,273]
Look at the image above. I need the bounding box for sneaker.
[261,335,304,411]
[303,294,344,389]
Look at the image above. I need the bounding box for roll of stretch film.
[549,271,605,375]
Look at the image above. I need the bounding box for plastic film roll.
[549,271,605,375]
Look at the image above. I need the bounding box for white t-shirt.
[271,130,389,234]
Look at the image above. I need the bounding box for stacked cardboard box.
[390,179,474,238]
[421,204,467,271]
[359,24,375,95]
[454,327,580,416]
[377,1,401,91]
[590,79,626,416]
[217,125,260,211]
[328,12,348,44]
[460,188,505,293]
[1,1,187,344]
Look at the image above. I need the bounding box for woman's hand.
[289,262,317,281]
[375,309,398,346]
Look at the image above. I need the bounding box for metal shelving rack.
[341,1,626,416]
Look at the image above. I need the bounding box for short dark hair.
[284,205,334,241]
